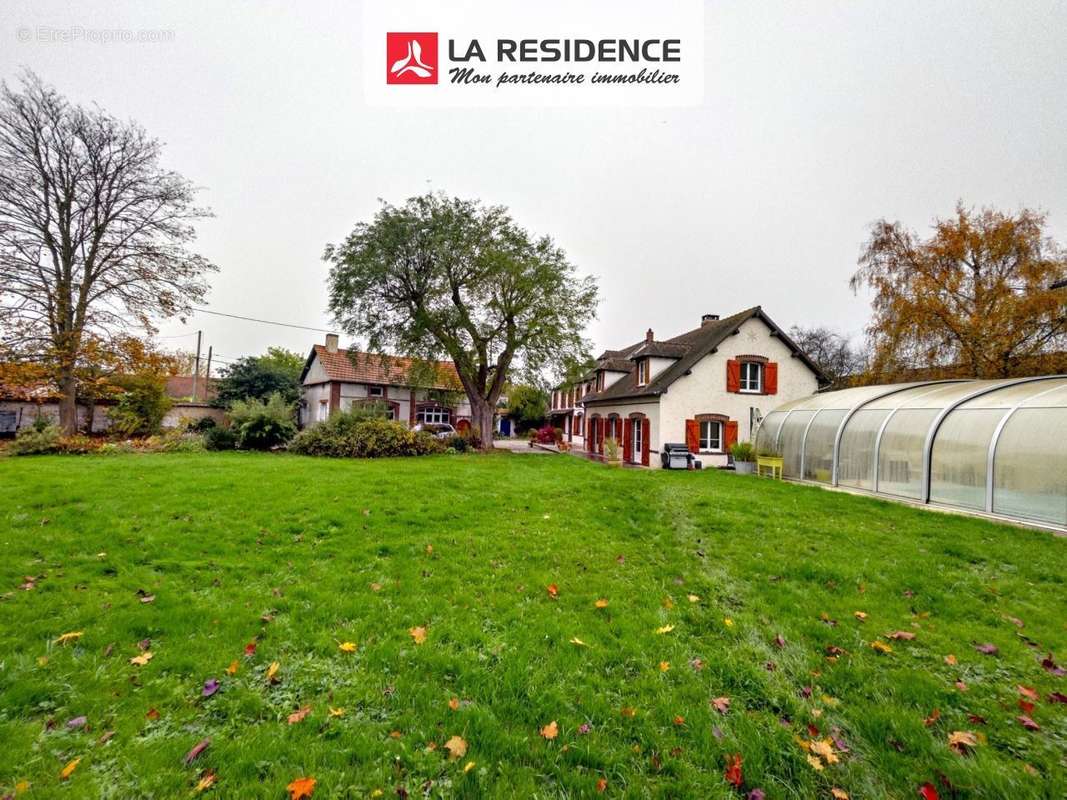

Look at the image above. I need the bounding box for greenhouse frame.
[754,376,1067,530]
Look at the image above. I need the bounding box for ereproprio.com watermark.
[16,26,175,44]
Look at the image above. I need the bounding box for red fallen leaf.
[595,778,607,792]
[711,696,731,715]
[1018,699,1034,714]
[918,783,939,800]
[889,631,916,641]
[1048,692,1067,704]
[723,753,743,788]
[974,643,998,655]
[1017,685,1039,700]
[546,584,559,599]
[748,790,766,800]
[287,776,316,799]
[1017,715,1040,731]
[807,723,820,737]
[825,645,845,657]
[954,680,968,692]
[184,737,210,765]
[966,713,987,725]
[244,642,257,656]
[772,634,786,649]
[146,708,160,720]
[800,686,813,699]
[923,708,940,727]
[1041,653,1066,676]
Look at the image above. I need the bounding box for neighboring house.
[548,380,591,446]
[300,334,472,430]
[0,375,222,435]
[574,307,827,468]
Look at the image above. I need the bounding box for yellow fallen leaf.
[55,631,83,645]
[338,641,357,653]
[659,661,670,672]
[129,651,153,666]
[687,594,700,603]
[945,654,957,665]
[464,760,476,773]
[444,735,467,759]
[15,780,30,794]
[266,661,279,682]
[594,598,609,609]
[948,730,978,753]
[540,720,559,739]
[831,789,849,800]
[655,624,675,634]
[37,656,48,667]
[59,757,81,780]
[723,617,734,628]
[195,771,217,792]
[448,697,460,711]
[810,739,839,764]
[569,637,588,647]
[806,753,824,771]
[870,640,892,654]
[409,626,427,645]
[853,611,867,622]
[662,596,674,609]
[226,660,239,676]
[328,707,346,717]
[370,791,383,798]
[425,544,433,555]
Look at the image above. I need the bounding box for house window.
[383,406,396,420]
[418,407,450,425]
[367,385,384,398]
[317,400,329,421]
[739,361,763,393]
[631,418,643,462]
[636,359,649,386]
[700,420,723,452]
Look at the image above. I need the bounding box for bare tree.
[788,325,867,389]
[0,71,215,432]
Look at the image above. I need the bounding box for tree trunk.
[58,372,78,434]
[84,399,95,434]
[469,395,496,451]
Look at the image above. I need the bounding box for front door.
[631,418,643,463]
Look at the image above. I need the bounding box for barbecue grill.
[661,442,701,470]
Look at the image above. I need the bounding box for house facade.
[300,334,472,430]
[576,307,826,468]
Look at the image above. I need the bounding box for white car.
[413,422,456,439]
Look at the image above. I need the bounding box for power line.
[191,307,333,334]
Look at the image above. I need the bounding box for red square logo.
[386,32,438,85]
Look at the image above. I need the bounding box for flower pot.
[734,461,755,475]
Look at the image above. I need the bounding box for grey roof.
[581,306,828,405]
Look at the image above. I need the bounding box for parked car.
[413,422,456,439]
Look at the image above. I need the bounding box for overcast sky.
[3,0,1066,372]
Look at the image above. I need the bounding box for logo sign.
[386,32,438,84]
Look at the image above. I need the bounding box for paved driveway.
[493,438,552,454]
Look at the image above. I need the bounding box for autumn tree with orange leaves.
[850,204,1067,381]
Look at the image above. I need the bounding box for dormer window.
[596,371,605,392]
[636,359,649,386]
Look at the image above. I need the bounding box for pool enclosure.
[755,377,1067,529]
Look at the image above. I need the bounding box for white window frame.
[317,399,329,421]
[367,385,384,398]
[418,407,451,425]
[631,418,643,462]
[636,359,649,386]
[699,420,723,453]
[739,361,763,394]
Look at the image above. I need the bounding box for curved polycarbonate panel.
[756,411,787,454]
[765,377,1067,529]
[803,409,846,483]
[992,407,1067,526]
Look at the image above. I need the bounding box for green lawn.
[0,452,1064,799]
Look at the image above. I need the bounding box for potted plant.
[603,436,620,465]
[731,441,756,474]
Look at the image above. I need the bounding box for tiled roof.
[306,345,461,390]
[165,376,217,402]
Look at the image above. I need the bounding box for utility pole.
[205,346,213,402]
[192,330,202,402]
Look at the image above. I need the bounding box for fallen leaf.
[870,640,892,654]
[1041,652,1066,676]
[594,598,608,609]
[1048,691,1067,704]
[889,631,916,641]
[1018,684,1039,700]
[55,631,83,645]
[288,706,312,724]
[923,708,941,727]
[464,761,476,773]
[184,738,211,765]
[690,658,704,671]
[67,715,87,730]
[226,660,238,676]
[448,697,460,711]
[944,654,957,665]
[947,730,977,755]
[918,782,940,800]
[773,633,786,649]
[955,680,968,692]
[244,642,257,657]
[540,720,558,740]
[329,706,346,717]
[967,713,987,725]
[569,637,588,647]
[723,617,734,628]
[723,753,743,787]
[1017,715,1040,731]
[409,626,427,645]
[853,611,867,622]
[139,594,156,604]
[974,643,998,655]
[831,789,850,800]
[655,624,675,635]
[287,776,316,800]
[370,582,382,592]
[806,753,824,771]
[146,707,160,720]
[129,652,153,666]
[620,706,636,718]
[687,594,700,603]
[810,739,839,764]
[546,584,559,599]
[59,757,81,780]
[748,791,766,800]
[444,735,467,759]
[662,596,674,609]
[195,771,217,792]
[338,641,357,653]
[595,777,607,792]
[673,715,685,725]
[425,544,433,555]
[1019,698,1035,714]
[202,679,219,698]
[266,661,279,683]
[712,696,731,715]
[578,723,591,734]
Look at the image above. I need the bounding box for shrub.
[446,434,469,452]
[604,436,620,462]
[109,374,172,437]
[10,424,62,455]
[289,414,445,458]
[731,441,755,463]
[228,393,296,450]
[534,424,558,445]
[186,416,218,433]
[203,425,237,451]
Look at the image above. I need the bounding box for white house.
[299,334,472,430]
[576,307,827,467]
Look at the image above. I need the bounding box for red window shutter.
[726,359,740,393]
[685,419,699,453]
[725,420,739,450]
[641,418,650,466]
[598,419,605,454]
[764,362,778,395]
[623,419,633,462]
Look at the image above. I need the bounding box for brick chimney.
[645,328,654,343]
[325,333,339,353]
[701,313,719,326]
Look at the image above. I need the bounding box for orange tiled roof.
[310,346,461,390]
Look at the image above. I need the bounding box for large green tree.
[215,347,304,407]
[324,193,597,449]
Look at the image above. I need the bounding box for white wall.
[660,316,820,465]
[584,400,660,466]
